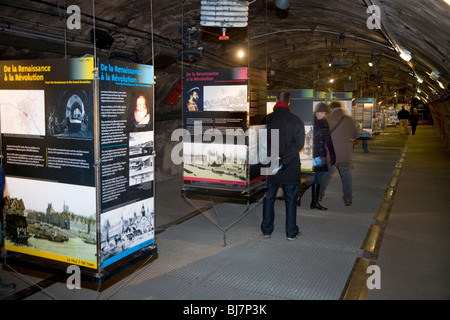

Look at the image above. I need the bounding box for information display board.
[181,67,266,193]
[0,58,155,272]
[353,98,374,135]
[97,59,155,269]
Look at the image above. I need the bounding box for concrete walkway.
[366,126,450,299]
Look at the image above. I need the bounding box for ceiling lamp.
[368,50,380,67]
[417,77,423,83]
[399,49,412,62]
[275,0,291,10]
[429,70,441,81]
[179,16,203,62]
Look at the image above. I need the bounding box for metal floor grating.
[0,127,412,300]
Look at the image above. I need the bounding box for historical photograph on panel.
[183,142,247,184]
[248,125,268,165]
[3,177,97,267]
[129,131,154,156]
[100,197,154,265]
[45,89,94,139]
[129,155,154,186]
[0,90,46,136]
[301,125,313,170]
[203,85,248,112]
[183,86,203,112]
[130,92,153,130]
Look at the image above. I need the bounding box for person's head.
[134,95,148,122]
[277,89,291,105]
[314,102,328,119]
[329,101,342,110]
[191,90,199,101]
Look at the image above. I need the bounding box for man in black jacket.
[261,90,305,240]
[397,106,410,135]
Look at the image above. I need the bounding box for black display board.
[181,68,267,195]
[0,58,155,272]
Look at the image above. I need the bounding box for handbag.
[312,156,327,167]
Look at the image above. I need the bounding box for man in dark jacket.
[261,90,305,240]
[397,106,410,135]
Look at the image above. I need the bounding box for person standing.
[0,165,16,295]
[397,106,410,135]
[319,101,359,206]
[310,103,336,210]
[409,107,420,135]
[261,90,305,240]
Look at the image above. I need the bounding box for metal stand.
[182,184,267,246]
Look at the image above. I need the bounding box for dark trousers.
[262,183,299,238]
[411,122,418,135]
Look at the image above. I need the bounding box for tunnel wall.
[429,96,450,150]
[154,72,183,182]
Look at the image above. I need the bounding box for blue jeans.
[319,164,353,200]
[313,171,324,184]
[262,183,299,238]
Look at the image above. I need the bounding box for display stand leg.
[183,195,264,246]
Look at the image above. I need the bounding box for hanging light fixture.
[399,49,412,61]
[275,0,291,10]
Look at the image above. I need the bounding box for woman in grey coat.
[319,101,359,206]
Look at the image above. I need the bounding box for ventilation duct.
[200,0,249,28]
[330,60,353,68]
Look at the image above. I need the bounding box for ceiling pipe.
[250,28,395,51]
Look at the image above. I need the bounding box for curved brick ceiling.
[0,0,449,102]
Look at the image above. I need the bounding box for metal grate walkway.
[2,126,428,300]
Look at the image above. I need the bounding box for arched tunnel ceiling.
[0,0,449,103]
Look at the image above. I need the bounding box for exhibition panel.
[181,67,267,194]
[0,58,156,273]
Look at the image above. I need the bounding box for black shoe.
[344,199,352,206]
[310,201,327,210]
[310,183,327,210]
